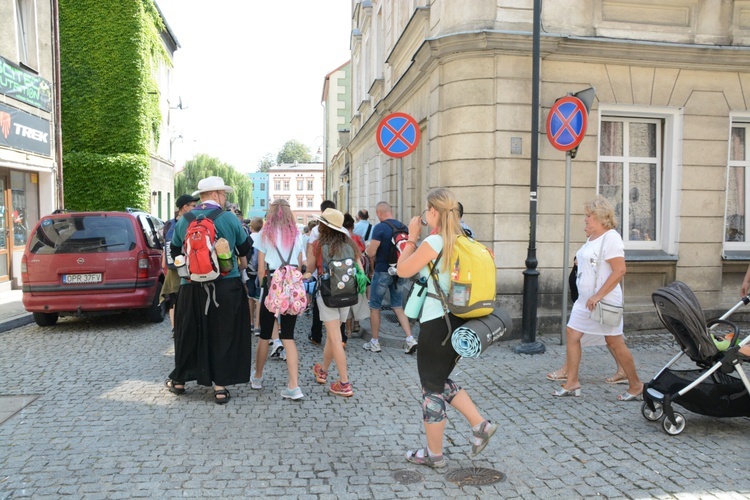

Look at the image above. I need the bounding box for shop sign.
[0,56,52,112]
[0,102,51,157]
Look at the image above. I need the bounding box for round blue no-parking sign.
[377,112,420,158]
[546,96,588,152]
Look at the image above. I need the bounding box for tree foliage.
[276,140,312,165]
[257,153,275,173]
[175,154,253,214]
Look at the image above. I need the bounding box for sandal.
[546,369,567,381]
[617,390,642,402]
[605,372,628,384]
[471,420,498,456]
[213,388,231,405]
[405,448,446,468]
[165,379,185,395]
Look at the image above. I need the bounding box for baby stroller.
[643,281,750,435]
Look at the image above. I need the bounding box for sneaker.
[280,348,287,361]
[405,337,418,354]
[329,380,353,397]
[313,363,328,384]
[308,335,320,346]
[253,328,261,337]
[281,386,304,400]
[250,373,263,390]
[363,340,382,353]
[270,340,283,358]
[471,420,498,456]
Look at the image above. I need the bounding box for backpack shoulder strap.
[206,208,224,221]
[182,211,197,223]
[364,223,372,240]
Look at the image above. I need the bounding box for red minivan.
[22,210,166,326]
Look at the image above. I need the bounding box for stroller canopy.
[652,281,719,366]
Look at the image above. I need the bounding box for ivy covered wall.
[59,0,168,211]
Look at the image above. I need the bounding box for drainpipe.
[51,0,64,209]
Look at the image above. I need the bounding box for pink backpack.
[264,246,307,316]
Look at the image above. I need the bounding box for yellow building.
[343,0,750,332]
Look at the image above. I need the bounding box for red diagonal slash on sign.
[383,120,414,150]
[551,107,582,144]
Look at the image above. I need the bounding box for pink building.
[268,162,326,226]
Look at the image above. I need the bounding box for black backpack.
[318,243,359,308]
[383,220,409,268]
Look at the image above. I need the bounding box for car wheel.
[144,281,166,323]
[33,312,59,327]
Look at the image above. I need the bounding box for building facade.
[268,162,326,226]
[345,0,750,330]
[248,171,269,218]
[322,61,352,212]
[0,0,60,289]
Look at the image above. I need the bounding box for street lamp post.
[515,0,546,355]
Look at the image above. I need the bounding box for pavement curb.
[0,313,33,333]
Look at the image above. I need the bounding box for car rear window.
[28,215,137,255]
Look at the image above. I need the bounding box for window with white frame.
[15,0,38,70]
[297,179,304,190]
[307,196,313,208]
[274,180,280,191]
[297,196,303,208]
[726,123,750,245]
[307,179,313,190]
[597,109,679,252]
[283,180,290,191]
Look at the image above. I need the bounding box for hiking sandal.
[213,388,230,405]
[165,379,185,395]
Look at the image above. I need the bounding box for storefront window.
[10,171,39,247]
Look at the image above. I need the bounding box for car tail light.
[137,251,149,280]
[21,255,28,282]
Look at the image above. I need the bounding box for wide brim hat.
[192,176,234,197]
[175,194,199,209]
[316,208,348,235]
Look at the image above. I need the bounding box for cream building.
[343,0,750,332]
[268,162,326,225]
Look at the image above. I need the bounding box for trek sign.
[377,112,420,158]
[0,102,51,157]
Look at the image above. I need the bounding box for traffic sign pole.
[561,151,572,345]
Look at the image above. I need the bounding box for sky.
[155,1,352,173]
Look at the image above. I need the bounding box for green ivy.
[59,0,168,209]
[64,152,150,211]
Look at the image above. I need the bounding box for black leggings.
[416,313,466,392]
[258,282,298,340]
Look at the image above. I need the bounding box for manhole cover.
[392,470,424,484]
[444,467,505,486]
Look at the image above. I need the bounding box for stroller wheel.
[662,412,686,436]
[641,401,663,422]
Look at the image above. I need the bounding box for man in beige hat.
[165,176,253,405]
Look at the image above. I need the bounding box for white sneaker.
[281,386,304,400]
[405,337,418,354]
[280,348,287,361]
[363,340,382,353]
[270,340,284,358]
[251,373,263,390]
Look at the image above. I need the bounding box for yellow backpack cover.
[430,235,497,319]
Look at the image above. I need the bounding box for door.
[0,176,9,281]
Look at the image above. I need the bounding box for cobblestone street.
[1,311,748,498]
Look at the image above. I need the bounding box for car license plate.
[62,273,102,284]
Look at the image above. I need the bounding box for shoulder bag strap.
[426,250,454,346]
[364,223,372,240]
[592,232,607,289]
